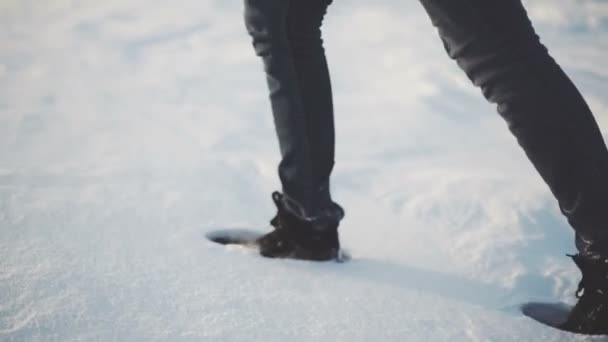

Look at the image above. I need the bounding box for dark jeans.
[245,0,608,258]
[244,0,337,219]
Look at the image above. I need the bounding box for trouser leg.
[287,0,336,215]
[419,0,608,257]
[244,0,338,219]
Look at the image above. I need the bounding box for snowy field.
[1,0,608,341]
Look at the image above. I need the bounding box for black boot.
[256,192,344,261]
[560,254,608,335]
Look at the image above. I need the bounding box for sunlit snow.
[1,0,608,341]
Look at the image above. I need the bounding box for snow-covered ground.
[1,0,608,340]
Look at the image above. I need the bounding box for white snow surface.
[1,0,608,341]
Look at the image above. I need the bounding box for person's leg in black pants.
[244,0,344,261]
[244,0,339,219]
[418,0,608,333]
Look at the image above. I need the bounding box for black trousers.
[244,0,608,258]
[244,0,337,219]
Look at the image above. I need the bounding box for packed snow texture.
[1,0,608,341]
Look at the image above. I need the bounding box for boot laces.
[575,278,586,299]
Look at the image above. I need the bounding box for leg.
[287,0,336,216]
[244,0,344,261]
[244,0,338,219]
[419,0,608,258]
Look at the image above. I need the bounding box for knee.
[446,32,552,104]
[286,5,326,53]
[434,6,553,104]
[244,2,289,57]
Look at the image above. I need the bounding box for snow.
[1,0,607,341]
